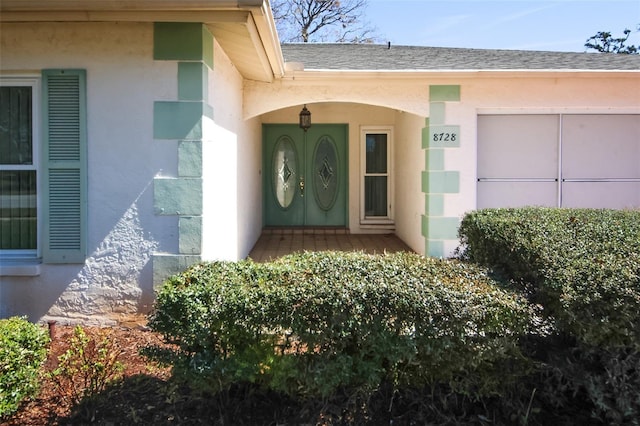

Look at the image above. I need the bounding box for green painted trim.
[428,125,460,148]
[154,101,204,140]
[152,254,201,289]
[154,178,203,215]
[421,214,428,237]
[422,86,462,258]
[202,25,214,69]
[178,141,202,177]
[427,194,444,216]
[179,216,202,254]
[421,118,430,149]
[427,217,460,240]
[427,148,445,170]
[429,102,446,125]
[427,240,445,258]
[152,22,211,283]
[154,22,213,68]
[204,103,214,120]
[422,216,459,241]
[429,85,461,102]
[41,69,88,264]
[421,127,429,150]
[178,62,208,101]
[424,170,460,194]
[422,170,460,194]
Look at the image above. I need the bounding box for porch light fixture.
[299,104,311,132]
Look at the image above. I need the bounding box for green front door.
[263,124,348,227]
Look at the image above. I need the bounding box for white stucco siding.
[1,22,176,323]
[393,111,427,254]
[202,39,263,261]
[245,77,431,119]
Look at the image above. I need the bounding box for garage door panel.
[562,115,640,179]
[478,115,559,179]
[477,181,557,209]
[562,182,640,209]
[478,114,640,210]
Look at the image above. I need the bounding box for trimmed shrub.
[0,317,50,418]
[458,207,640,349]
[458,207,640,424]
[149,251,533,401]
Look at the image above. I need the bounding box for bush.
[458,207,640,349]
[149,251,533,402]
[49,325,124,405]
[0,317,50,418]
[458,207,640,423]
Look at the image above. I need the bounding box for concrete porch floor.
[248,228,413,262]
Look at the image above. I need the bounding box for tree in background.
[272,0,378,43]
[585,27,639,54]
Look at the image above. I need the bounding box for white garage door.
[477,114,640,209]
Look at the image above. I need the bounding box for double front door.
[263,124,347,227]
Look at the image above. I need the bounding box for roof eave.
[282,68,640,80]
[0,0,284,83]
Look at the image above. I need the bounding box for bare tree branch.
[272,0,380,43]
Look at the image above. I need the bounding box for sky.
[365,0,640,52]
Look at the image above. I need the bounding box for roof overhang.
[0,0,284,82]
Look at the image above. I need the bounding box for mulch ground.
[3,319,574,425]
[1,320,375,426]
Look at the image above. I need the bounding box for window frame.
[360,126,394,225]
[0,75,42,261]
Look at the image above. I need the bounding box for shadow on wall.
[1,189,160,325]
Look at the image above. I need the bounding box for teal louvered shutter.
[42,70,87,263]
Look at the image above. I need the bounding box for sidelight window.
[360,126,393,223]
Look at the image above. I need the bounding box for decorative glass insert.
[313,136,338,211]
[0,85,36,250]
[272,136,298,209]
[319,157,334,189]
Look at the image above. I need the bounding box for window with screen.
[0,81,38,255]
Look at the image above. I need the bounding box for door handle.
[299,176,305,197]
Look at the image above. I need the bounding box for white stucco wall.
[0,22,177,324]
[393,110,427,253]
[202,40,263,261]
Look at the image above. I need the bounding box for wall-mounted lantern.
[299,104,311,132]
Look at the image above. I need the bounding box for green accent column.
[152,22,214,288]
[422,85,461,258]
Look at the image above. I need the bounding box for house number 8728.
[433,132,457,142]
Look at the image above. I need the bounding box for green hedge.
[149,251,533,400]
[458,207,640,349]
[0,317,50,418]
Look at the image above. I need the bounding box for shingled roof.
[281,43,640,71]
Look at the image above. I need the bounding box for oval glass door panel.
[313,136,339,211]
[272,136,298,209]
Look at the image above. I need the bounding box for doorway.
[263,124,348,227]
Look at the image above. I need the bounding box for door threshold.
[263,227,350,235]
